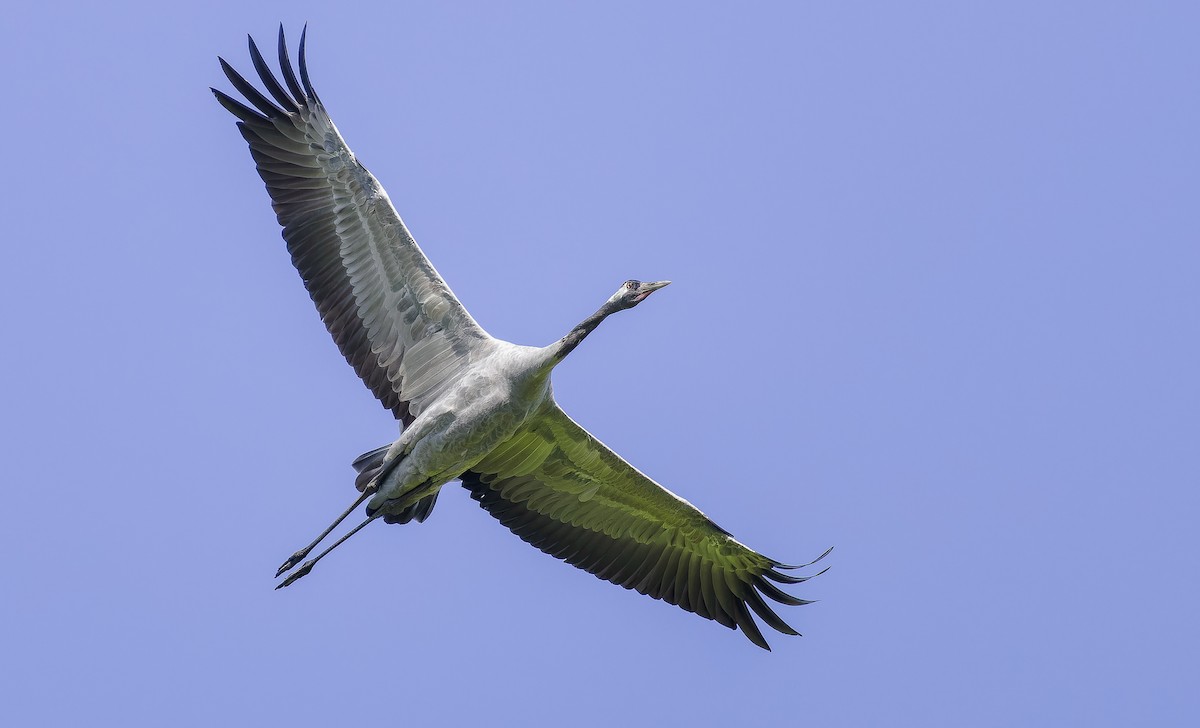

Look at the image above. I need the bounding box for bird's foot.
[275,559,315,589]
[275,548,311,578]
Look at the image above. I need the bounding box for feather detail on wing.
[212,27,491,423]
[461,403,830,650]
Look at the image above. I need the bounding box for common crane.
[213,26,828,650]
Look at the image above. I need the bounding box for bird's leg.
[275,513,382,589]
[275,488,375,577]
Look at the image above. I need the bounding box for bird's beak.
[635,280,671,302]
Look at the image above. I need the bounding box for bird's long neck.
[553,302,620,362]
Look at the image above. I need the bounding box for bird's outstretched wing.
[213,27,491,423]
[461,403,829,650]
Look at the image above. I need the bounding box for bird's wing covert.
[213,27,491,423]
[461,403,829,650]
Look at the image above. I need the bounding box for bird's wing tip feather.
[773,545,834,571]
[298,24,319,102]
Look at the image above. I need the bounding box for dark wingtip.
[217,55,284,119]
[276,25,305,102]
[212,86,270,125]
[297,23,319,102]
[745,589,801,637]
[774,545,834,571]
[248,30,300,112]
[755,575,814,607]
[729,600,772,650]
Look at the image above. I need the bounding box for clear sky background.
[3,2,1197,725]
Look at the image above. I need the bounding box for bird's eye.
[625,280,639,290]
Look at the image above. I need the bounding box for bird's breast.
[396,356,552,486]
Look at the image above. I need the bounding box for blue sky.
[3,1,1198,725]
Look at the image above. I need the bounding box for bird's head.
[605,279,672,311]
[553,279,673,361]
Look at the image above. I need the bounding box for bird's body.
[372,341,553,515]
[213,26,827,650]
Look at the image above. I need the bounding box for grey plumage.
[214,26,828,650]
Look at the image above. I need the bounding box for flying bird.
[213,26,828,650]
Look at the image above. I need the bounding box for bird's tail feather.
[351,445,439,525]
[352,445,390,492]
